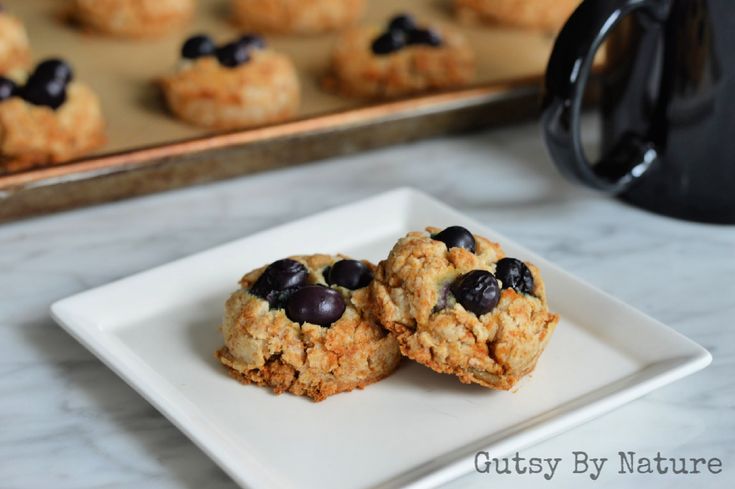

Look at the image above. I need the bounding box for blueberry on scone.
[0,5,30,75]
[360,226,559,390]
[371,13,443,55]
[0,58,105,172]
[231,0,365,35]
[159,33,300,129]
[454,0,580,32]
[215,254,401,402]
[324,13,476,99]
[71,0,195,38]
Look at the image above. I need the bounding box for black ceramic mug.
[542,0,735,223]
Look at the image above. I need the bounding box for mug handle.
[541,0,668,193]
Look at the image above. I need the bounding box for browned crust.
[216,346,399,402]
[0,84,107,172]
[216,254,402,402]
[0,13,31,74]
[231,0,365,35]
[323,23,475,100]
[365,227,559,390]
[381,310,558,390]
[454,0,580,32]
[71,0,194,38]
[158,54,301,130]
[1,129,106,173]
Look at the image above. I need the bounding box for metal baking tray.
[1,0,560,222]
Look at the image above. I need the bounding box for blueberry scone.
[360,226,558,390]
[0,59,105,172]
[216,255,401,401]
[231,0,365,35]
[323,13,475,99]
[454,0,580,32]
[0,5,30,75]
[71,0,194,38]
[159,34,300,129]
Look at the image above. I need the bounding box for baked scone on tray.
[454,0,580,32]
[0,58,106,172]
[360,225,559,390]
[159,34,300,130]
[216,254,401,402]
[324,13,475,99]
[231,0,365,35]
[0,5,30,75]
[71,0,195,38]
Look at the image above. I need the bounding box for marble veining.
[1,121,733,488]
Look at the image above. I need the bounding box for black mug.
[542,0,735,224]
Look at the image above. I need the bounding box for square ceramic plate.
[51,188,711,489]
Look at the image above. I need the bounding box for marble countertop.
[1,121,733,489]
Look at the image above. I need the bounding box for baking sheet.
[7,0,556,154]
[0,0,575,222]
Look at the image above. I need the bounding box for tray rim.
[0,77,540,191]
[50,187,710,489]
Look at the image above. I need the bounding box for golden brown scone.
[0,82,106,172]
[358,226,558,390]
[216,255,401,402]
[71,0,194,38]
[454,0,580,32]
[324,23,475,99]
[231,0,365,35]
[159,51,300,130]
[0,10,30,74]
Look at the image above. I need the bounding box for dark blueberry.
[450,270,500,316]
[431,226,476,253]
[495,258,534,295]
[388,13,417,33]
[238,34,266,51]
[250,259,308,307]
[407,28,442,47]
[371,30,406,55]
[266,286,302,310]
[181,34,216,59]
[216,41,251,68]
[0,77,18,102]
[326,259,373,290]
[22,77,66,109]
[30,59,74,85]
[286,285,346,327]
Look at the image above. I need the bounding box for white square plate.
[51,188,711,489]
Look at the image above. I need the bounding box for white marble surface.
[1,121,733,489]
